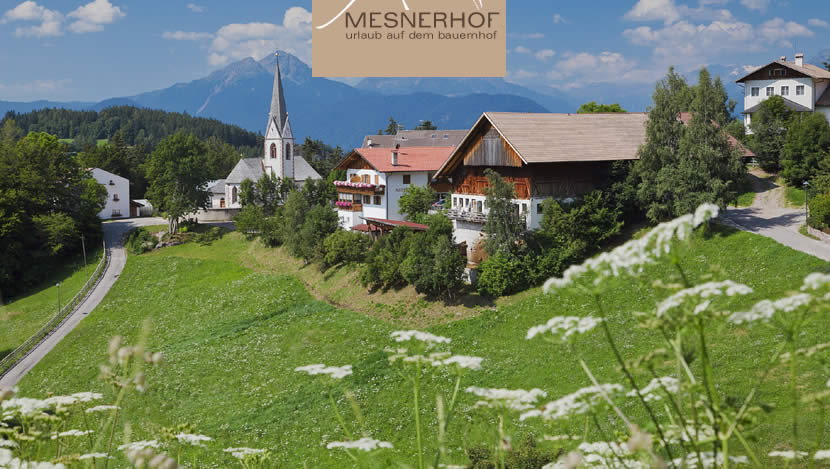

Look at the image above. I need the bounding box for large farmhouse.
[736,53,830,130]
[90,168,130,220]
[333,146,454,231]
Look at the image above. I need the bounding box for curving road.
[0,217,167,389]
[722,171,830,262]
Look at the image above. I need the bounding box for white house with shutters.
[736,53,830,131]
[220,53,321,209]
[90,168,129,220]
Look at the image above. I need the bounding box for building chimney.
[780,55,787,62]
[391,144,400,166]
[367,139,373,147]
[795,53,804,66]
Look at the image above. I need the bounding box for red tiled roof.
[353,146,454,173]
[678,113,756,158]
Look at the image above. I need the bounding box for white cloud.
[742,64,761,73]
[513,45,531,54]
[535,49,556,61]
[1,1,63,37]
[546,51,654,89]
[0,78,70,100]
[808,18,829,28]
[208,7,312,66]
[163,30,212,41]
[624,0,681,25]
[507,69,539,81]
[508,32,544,39]
[187,3,204,13]
[66,0,125,33]
[739,0,769,11]
[757,17,813,47]
[552,13,567,24]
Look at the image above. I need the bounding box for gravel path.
[0,217,167,389]
[722,170,830,262]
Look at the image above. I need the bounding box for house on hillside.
[215,53,322,213]
[433,112,650,262]
[736,53,830,131]
[363,130,469,148]
[90,168,129,220]
[206,180,226,208]
[332,146,454,231]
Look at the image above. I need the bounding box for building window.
[232,186,238,204]
[766,87,774,97]
[781,86,789,96]
[113,194,119,201]
[797,85,805,96]
[537,203,543,214]
[363,195,371,205]
[522,203,528,214]
[750,87,760,97]
[270,143,276,159]
[285,143,291,160]
[362,174,370,184]
[374,175,379,184]
[112,209,121,217]
[403,174,411,185]
[374,195,381,205]
[476,200,483,213]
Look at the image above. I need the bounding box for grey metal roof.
[207,179,226,194]
[742,97,813,114]
[294,156,322,182]
[362,130,468,148]
[226,159,264,184]
[269,53,288,135]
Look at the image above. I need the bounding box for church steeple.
[269,52,288,134]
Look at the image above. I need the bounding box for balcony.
[334,180,385,196]
[446,209,487,224]
[335,201,363,212]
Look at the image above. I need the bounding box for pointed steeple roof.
[269,52,288,133]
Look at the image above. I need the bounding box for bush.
[295,205,339,263]
[234,204,264,239]
[401,214,466,300]
[808,191,830,230]
[323,230,371,267]
[260,214,284,247]
[476,252,528,297]
[193,227,223,246]
[360,227,415,291]
[126,228,155,255]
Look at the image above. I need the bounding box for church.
[222,53,322,209]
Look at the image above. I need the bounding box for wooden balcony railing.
[336,202,363,212]
[446,209,487,224]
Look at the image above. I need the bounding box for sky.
[0,0,828,102]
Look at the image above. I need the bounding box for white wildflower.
[1,398,50,416]
[579,441,629,456]
[43,395,78,407]
[436,355,484,370]
[656,281,753,319]
[663,422,716,445]
[70,392,103,403]
[466,387,547,411]
[521,384,624,421]
[543,451,583,469]
[728,293,813,324]
[801,273,830,291]
[52,429,93,439]
[0,440,18,448]
[544,204,719,292]
[175,433,212,447]
[628,376,680,402]
[527,316,602,341]
[295,364,352,379]
[768,450,808,459]
[79,453,111,460]
[85,405,120,413]
[224,447,267,459]
[117,440,160,451]
[815,450,830,460]
[673,451,749,467]
[326,438,393,451]
[391,330,451,345]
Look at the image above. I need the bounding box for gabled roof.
[226,158,264,184]
[338,147,454,173]
[741,97,812,114]
[293,155,323,181]
[362,130,469,148]
[736,60,830,83]
[678,113,755,158]
[818,87,830,107]
[207,179,226,194]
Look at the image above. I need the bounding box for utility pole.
[56,282,61,313]
[804,181,810,225]
[81,234,88,284]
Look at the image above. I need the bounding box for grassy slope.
[17,228,830,467]
[0,248,103,358]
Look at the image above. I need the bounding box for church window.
[270,143,276,159]
[232,186,238,204]
[285,143,291,160]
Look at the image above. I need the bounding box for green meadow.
[15,226,830,467]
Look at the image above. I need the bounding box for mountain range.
[0,51,747,149]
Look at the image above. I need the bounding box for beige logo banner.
[312,0,506,77]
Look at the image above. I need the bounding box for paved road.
[0,217,167,389]
[722,171,830,262]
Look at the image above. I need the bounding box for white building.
[736,53,830,131]
[332,146,454,231]
[90,168,129,220]
[221,53,321,209]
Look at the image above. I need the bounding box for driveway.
[722,170,830,262]
[0,217,167,388]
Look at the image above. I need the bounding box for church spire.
[269,52,288,133]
